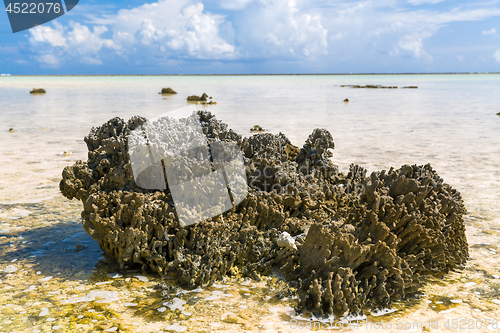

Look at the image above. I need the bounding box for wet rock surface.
[60,111,469,317]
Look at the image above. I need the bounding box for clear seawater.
[1,75,500,332]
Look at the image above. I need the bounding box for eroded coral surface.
[60,111,468,316]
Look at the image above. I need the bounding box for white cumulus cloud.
[29,0,236,66]
[482,28,497,35]
[233,0,328,59]
[398,34,433,61]
[29,21,115,66]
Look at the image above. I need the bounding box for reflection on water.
[1,75,500,332]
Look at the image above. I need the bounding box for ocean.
[1,74,500,332]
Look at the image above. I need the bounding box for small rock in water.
[123,302,138,307]
[187,93,208,102]
[30,88,46,94]
[24,285,36,292]
[39,307,49,316]
[9,128,14,133]
[73,244,87,252]
[163,298,186,311]
[134,275,148,282]
[164,323,187,332]
[2,265,18,273]
[276,232,297,250]
[107,273,123,279]
[160,87,177,94]
[39,276,53,282]
[344,98,349,102]
[250,124,265,132]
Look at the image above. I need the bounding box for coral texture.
[60,111,468,316]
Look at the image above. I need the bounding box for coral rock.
[30,88,46,94]
[60,111,469,317]
[160,88,177,94]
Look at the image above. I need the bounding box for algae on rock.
[60,111,468,317]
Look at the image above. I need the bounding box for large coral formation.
[60,111,468,316]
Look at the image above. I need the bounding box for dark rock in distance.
[403,86,418,89]
[60,111,469,317]
[187,93,208,102]
[344,98,349,103]
[30,88,46,94]
[250,125,265,133]
[340,85,398,89]
[160,88,177,94]
[497,112,500,116]
[9,128,14,133]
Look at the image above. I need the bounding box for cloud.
[22,0,500,71]
[318,1,500,64]
[233,0,328,59]
[495,50,500,63]
[28,0,328,66]
[218,0,255,11]
[29,22,67,48]
[29,0,236,66]
[164,4,235,58]
[398,33,433,61]
[482,28,497,35]
[407,0,445,5]
[29,21,115,66]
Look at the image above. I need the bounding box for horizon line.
[1,72,500,77]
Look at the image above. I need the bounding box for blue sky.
[1,0,500,74]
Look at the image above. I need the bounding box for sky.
[0,0,500,74]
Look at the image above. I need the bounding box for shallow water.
[1,74,500,332]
